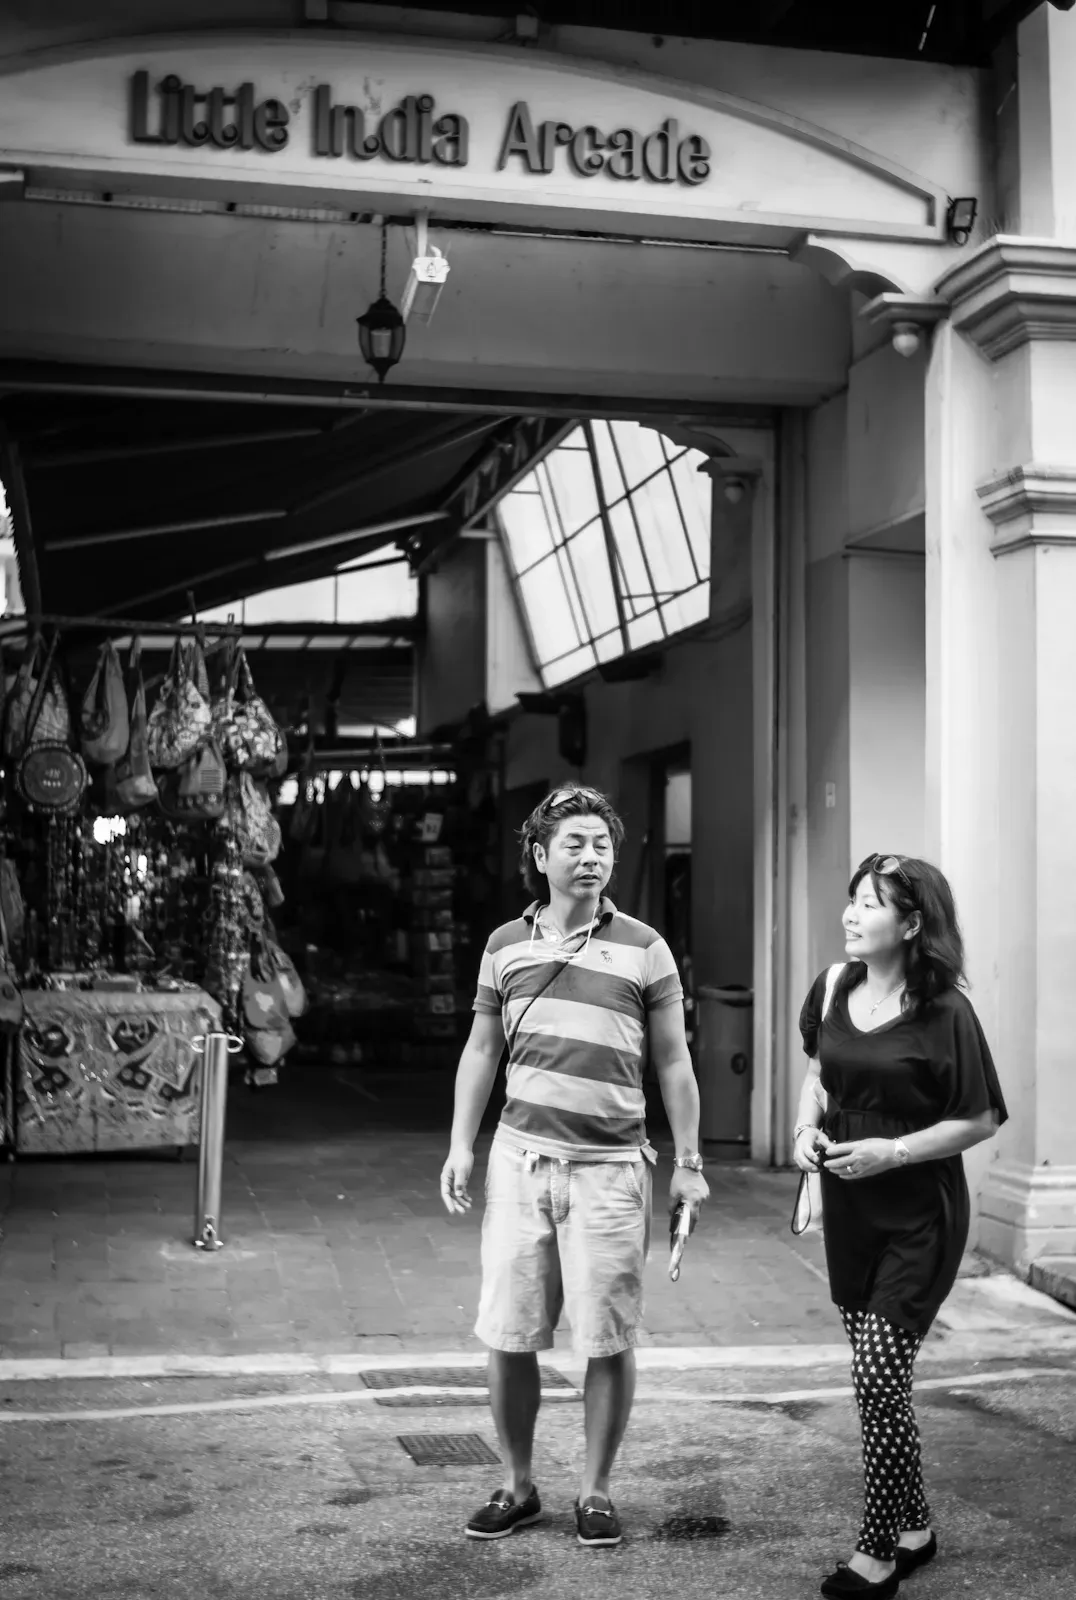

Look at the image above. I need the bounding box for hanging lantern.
[357,223,405,383]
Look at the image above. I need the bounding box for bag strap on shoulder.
[821,962,845,1022]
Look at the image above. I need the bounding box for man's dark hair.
[518,784,625,900]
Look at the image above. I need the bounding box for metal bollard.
[191,1031,242,1251]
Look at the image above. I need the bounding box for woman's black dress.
[799,970,1008,1336]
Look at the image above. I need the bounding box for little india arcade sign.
[128,71,712,185]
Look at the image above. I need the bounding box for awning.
[0,368,550,623]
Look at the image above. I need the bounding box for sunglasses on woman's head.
[871,853,913,891]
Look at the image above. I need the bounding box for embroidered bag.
[114,639,159,810]
[15,633,87,817]
[223,772,282,866]
[213,648,285,775]
[4,634,71,757]
[146,640,211,770]
[158,738,227,822]
[80,639,130,767]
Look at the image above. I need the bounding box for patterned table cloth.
[16,988,221,1155]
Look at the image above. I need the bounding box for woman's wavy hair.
[843,854,967,1015]
[519,784,625,901]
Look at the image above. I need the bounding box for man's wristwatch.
[892,1138,912,1167]
[674,1153,704,1172]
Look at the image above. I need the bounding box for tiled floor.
[0,1066,965,1359]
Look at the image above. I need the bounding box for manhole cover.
[362,1367,571,1390]
[396,1433,501,1467]
[376,1394,487,1408]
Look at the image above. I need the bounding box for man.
[440,783,709,1548]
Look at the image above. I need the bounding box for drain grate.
[376,1394,487,1408]
[396,1433,501,1467]
[362,1366,572,1390]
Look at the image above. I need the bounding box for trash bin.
[696,984,753,1153]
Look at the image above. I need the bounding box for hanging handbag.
[213,648,286,776]
[15,634,87,817]
[790,962,846,1237]
[223,771,282,866]
[242,935,296,1064]
[79,639,129,767]
[265,937,307,1020]
[4,634,71,757]
[0,884,23,1030]
[146,639,211,770]
[114,639,159,810]
[0,857,25,954]
[158,737,227,822]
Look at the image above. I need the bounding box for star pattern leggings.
[838,1307,932,1560]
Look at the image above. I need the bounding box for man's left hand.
[670,1165,709,1220]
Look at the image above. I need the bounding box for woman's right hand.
[793,1127,827,1173]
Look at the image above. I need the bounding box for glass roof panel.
[500,486,556,574]
[495,421,713,690]
[608,420,669,492]
[518,557,581,662]
[545,446,601,541]
[631,470,699,594]
[567,519,620,640]
[669,453,713,569]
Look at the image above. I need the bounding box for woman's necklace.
[868,980,906,1015]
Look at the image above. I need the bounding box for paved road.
[1,1352,1073,1600]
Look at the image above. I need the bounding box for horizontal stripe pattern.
[473,897,682,1158]
[506,996,645,1056]
[504,1099,647,1149]
[506,1063,646,1120]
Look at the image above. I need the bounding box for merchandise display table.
[15,987,220,1155]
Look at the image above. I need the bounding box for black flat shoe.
[895,1533,937,1576]
[820,1561,900,1599]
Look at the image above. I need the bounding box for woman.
[793,854,1007,1599]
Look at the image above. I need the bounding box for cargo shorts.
[474,1138,653,1359]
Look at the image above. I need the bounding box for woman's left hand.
[824,1138,898,1180]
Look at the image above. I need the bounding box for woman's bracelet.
[792,1121,817,1141]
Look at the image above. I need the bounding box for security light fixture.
[946,197,978,247]
[891,322,921,359]
[401,213,451,326]
[357,223,405,383]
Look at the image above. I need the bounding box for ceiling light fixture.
[357,221,406,384]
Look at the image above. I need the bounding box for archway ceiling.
[352,0,1057,66]
[0,379,537,624]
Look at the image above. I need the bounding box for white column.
[931,241,1076,1270]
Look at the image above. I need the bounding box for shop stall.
[0,622,303,1156]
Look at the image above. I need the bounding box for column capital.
[935,236,1076,360]
[977,463,1076,554]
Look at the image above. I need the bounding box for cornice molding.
[859,292,949,334]
[935,236,1076,360]
[976,463,1076,554]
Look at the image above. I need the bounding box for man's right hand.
[440,1145,475,1214]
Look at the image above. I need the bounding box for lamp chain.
[380,223,387,297]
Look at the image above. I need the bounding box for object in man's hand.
[669,1201,694,1282]
[814,1139,830,1165]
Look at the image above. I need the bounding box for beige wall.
[502,621,755,989]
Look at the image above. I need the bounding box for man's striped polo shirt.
[472,896,684,1162]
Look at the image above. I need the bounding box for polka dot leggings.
[839,1307,932,1561]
